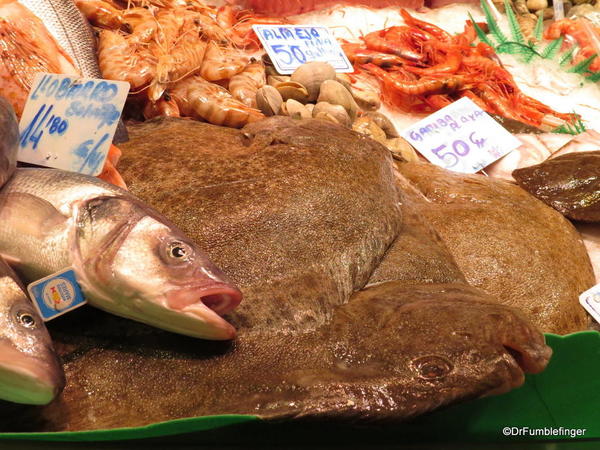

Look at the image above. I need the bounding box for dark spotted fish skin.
[397,161,595,334]
[513,151,600,223]
[0,117,551,431]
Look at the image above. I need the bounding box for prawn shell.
[290,61,336,102]
[313,102,351,127]
[276,81,309,104]
[317,80,359,120]
[256,85,283,116]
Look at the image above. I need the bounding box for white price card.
[580,284,600,324]
[253,25,353,74]
[401,97,522,174]
[18,73,129,176]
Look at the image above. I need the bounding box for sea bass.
[0,169,243,340]
[12,117,550,431]
[0,258,64,404]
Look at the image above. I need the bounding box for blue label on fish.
[27,268,87,321]
[253,25,353,74]
[17,73,129,176]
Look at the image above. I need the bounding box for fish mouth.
[165,284,243,340]
[486,339,552,396]
[0,342,64,405]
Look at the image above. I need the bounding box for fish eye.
[411,355,453,380]
[167,241,192,261]
[16,311,37,329]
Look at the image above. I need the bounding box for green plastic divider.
[0,332,597,443]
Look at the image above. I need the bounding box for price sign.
[253,25,353,74]
[18,73,129,176]
[402,97,521,173]
[580,284,600,325]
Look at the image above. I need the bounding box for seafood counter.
[0,0,598,440]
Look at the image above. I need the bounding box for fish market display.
[545,18,600,74]
[75,0,288,127]
[396,161,594,334]
[1,117,554,431]
[513,151,600,222]
[0,0,127,184]
[0,168,243,340]
[355,10,576,131]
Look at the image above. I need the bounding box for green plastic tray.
[1,332,598,444]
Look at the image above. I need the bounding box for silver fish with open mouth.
[0,169,243,340]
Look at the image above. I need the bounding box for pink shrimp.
[170,74,263,128]
[199,41,248,81]
[228,61,266,108]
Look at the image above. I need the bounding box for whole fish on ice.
[0,169,243,340]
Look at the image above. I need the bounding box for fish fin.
[0,193,67,238]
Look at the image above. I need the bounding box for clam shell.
[291,62,336,102]
[268,75,290,86]
[317,80,358,120]
[314,111,341,125]
[285,99,311,120]
[386,137,419,162]
[313,102,351,127]
[336,73,352,91]
[363,112,400,138]
[352,116,387,144]
[276,81,309,104]
[256,85,283,116]
[351,87,381,112]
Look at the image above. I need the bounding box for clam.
[352,116,387,144]
[336,73,353,91]
[313,102,351,127]
[314,111,342,125]
[351,87,381,112]
[363,112,400,138]
[386,137,419,162]
[276,81,309,104]
[291,61,336,102]
[317,80,359,120]
[305,103,315,115]
[256,85,283,116]
[285,99,311,120]
[268,75,290,86]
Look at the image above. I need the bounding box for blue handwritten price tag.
[253,25,353,74]
[402,98,521,173]
[18,73,129,176]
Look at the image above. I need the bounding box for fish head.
[76,196,242,340]
[0,263,65,405]
[327,283,552,419]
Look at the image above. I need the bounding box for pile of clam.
[255,61,419,162]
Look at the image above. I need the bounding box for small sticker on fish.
[253,25,353,74]
[580,284,600,324]
[27,268,87,321]
[17,73,129,176]
[402,98,522,174]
